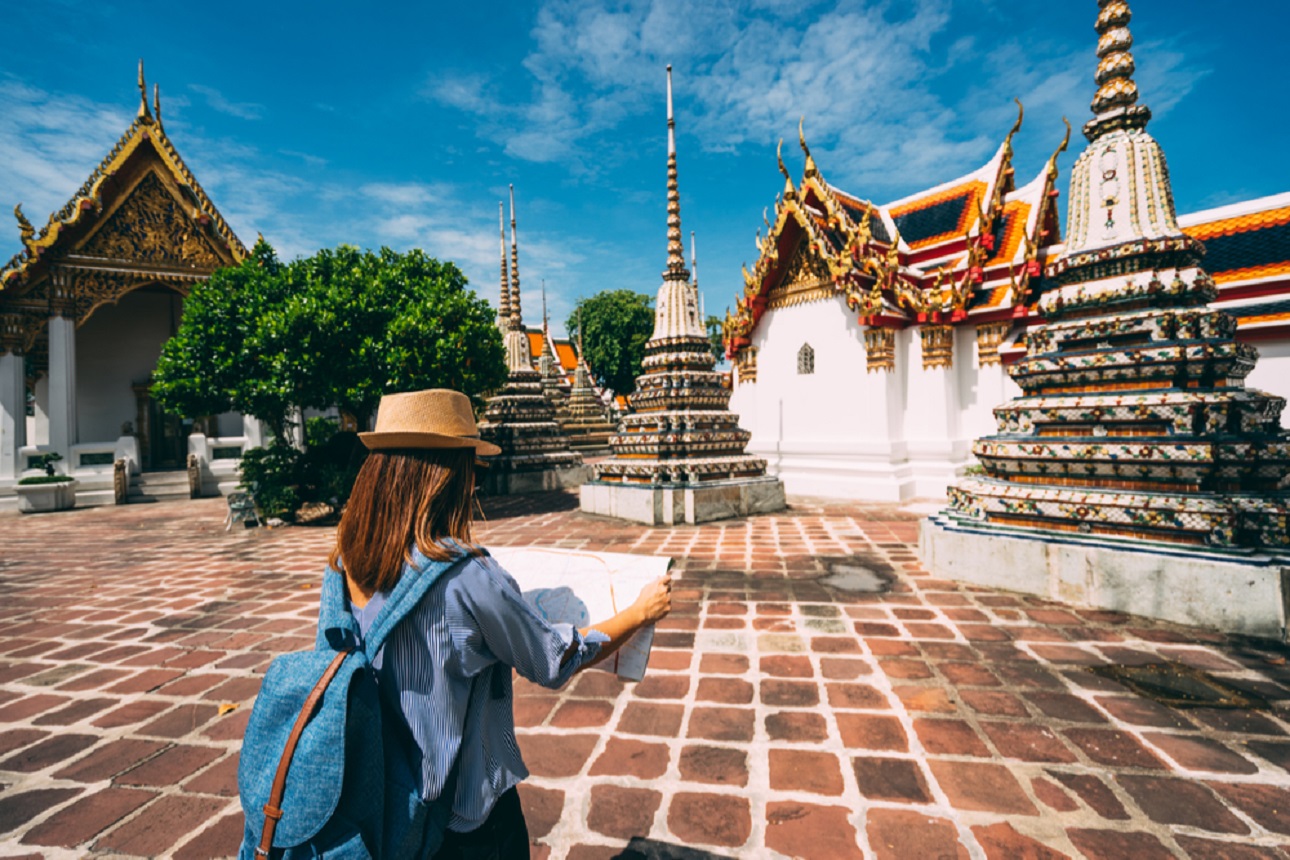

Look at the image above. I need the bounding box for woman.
[334,388,671,859]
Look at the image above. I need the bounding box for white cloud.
[188,84,265,121]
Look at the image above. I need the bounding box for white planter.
[15,480,78,513]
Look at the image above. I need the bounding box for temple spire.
[1085,0,1151,140]
[153,83,162,130]
[498,201,511,329]
[664,65,689,280]
[691,230,698,289]
[509,185,522,331]
[137,60,152,120]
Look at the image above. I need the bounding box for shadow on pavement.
[612,837,732,859]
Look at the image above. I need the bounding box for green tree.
[155,242,506,435]
[566,290,654,395]
[705,315,725,361]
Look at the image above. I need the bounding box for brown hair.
[328,447,480,597]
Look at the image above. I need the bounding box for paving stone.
[0,733,98,772]
[617,702,684,736]
[0,728,49,758]
[587,784,662,839]
[765,710,828,743]
[632,674,690,700]
[1066,828,1176,860]
[588,738,670,779]
[1064,728,1168,769]
[894,685,956,713]
[972,822,1073,859]
[760,655,813,677]
[866,809,967,860]
[667,792,750,849]
[1031,776,1080,812]
[928,760,1038,815]
[1048,771,1130,820]
[764,802,863,860]
[1248,741,1290,774]
[913,718,990,757]
[852,756,932,802]
[550,700,615,728]
[678,745,747,787]
[93,793,227,856]
[115,744,223,787]
[1207,782,1290,836]
[91,699,171,728]
[52,739,168,782]
[1173,835,1288,860]
[21,787,153,847]
[981,721,1078,763]
[1094,695,1195,729]
[136,702,219,738]
[170,812,245,860]
[516,734,599,778]
[769,749,844,795]
[825,682,886,709]
[1142,731,1260,774]
[836,713,907,751]
[0,788,82,834]
[960,689,1030,717]
[760,678,819,707]
[1117,775,1249,834]
[182,753,239,796]
[694,677,753,704]
[697,653,746,674]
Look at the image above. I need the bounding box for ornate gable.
[77,171,225,269]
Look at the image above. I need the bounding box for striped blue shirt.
[352,548,606,833]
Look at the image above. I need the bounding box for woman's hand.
[632,574,673,624]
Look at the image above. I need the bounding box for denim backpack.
[238,549,465,859]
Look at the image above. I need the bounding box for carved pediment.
[766,239,835,310]
[78,171,224,269]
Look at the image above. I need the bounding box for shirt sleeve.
[446,556,606,689]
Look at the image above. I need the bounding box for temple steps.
[128,470,191,504]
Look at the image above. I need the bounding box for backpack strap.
[256,646,354,857]
[359,549,467,659]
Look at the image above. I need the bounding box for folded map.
[489,547,672,682]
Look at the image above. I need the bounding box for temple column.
[47,315,78,459]
[0,350,25,480]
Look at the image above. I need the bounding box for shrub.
[18,474,74,485]
[239,443,304,521]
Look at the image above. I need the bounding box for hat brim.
[358,431,501,457]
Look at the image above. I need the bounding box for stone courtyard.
[0,493,1288,859]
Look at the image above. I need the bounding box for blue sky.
[2,0,1287,335]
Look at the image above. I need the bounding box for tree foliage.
[153,241,507,439]
[705,315,725,362]
[566,290,655,396]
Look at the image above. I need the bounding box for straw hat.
[358,389,501,456]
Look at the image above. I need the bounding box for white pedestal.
[920,513,1289,641]
[580,476,786,526]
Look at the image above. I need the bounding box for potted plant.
[15,452,77,513]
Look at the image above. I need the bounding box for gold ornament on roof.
[14,205,34,244]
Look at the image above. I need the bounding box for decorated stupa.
[560,333,617,456]
[581,67,785,524]
[537,285,571,421]
[923,0,1290,638]
[478,189,586,495]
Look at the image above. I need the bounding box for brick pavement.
[0,492,1288,858]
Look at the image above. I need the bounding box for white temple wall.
[1244,339,1290,409]
[76,289,179,444]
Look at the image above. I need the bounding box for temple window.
[797,343,815,375]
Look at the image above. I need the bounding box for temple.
[724,54,1290,505]
[582,67,785,524]
[478,188,586,494]
[0,63,255,510]
[921,0,1290,638]
[560,332,617,455]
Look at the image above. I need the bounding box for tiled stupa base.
[580,475,785,526]
[920,512,1289,640]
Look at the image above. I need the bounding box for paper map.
[489,547,671,682]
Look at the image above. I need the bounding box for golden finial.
[1005,98,1024,150]
[1045,117,1073,180]
[1086,0,1151,139]
[798,117,817,178]
[776,139,792,186]
[137,59,152,120]
[14,204,34,244]
[153,83,163,129]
